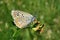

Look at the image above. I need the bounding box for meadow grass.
[0,0,60,40]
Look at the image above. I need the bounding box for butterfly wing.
[11,10,35,28]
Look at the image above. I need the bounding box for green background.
[0,0,60,40]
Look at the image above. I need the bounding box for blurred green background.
[0,0,60,40]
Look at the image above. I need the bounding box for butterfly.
[11,10,35,28]
[11,10,44,33]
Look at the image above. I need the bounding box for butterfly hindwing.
[11,10,35,28]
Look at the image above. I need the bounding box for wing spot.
[22,14,24,17]
[16,12,19,16]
